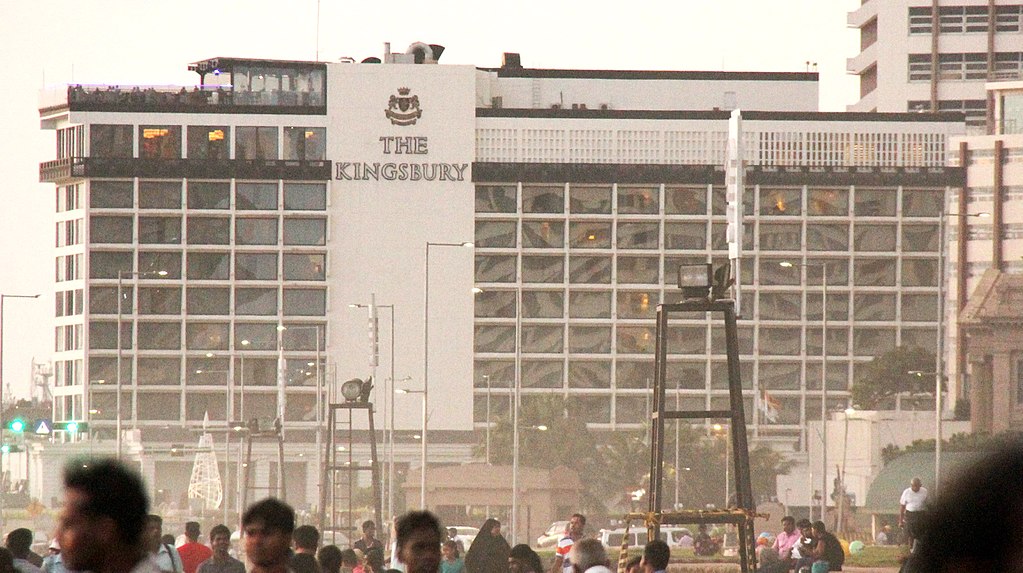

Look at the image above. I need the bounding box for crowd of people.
[23,453,1012,573]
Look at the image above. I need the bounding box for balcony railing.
[41,84,326,114]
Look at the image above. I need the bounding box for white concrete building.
[36,43,965,514]
[848,0,1023,131]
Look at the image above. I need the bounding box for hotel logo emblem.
[385,87,422,126]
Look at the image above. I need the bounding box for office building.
[38,43,963,509]
[848,0,1023,131]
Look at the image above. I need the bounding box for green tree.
[851,346,937,409]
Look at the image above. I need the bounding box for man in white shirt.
[899,477,928,550]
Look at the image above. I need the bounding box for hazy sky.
[0,0,859,400]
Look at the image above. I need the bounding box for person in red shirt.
[177,522,213,573]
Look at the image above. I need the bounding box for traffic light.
[7,419,24,433]
[54,421,88,433]
[0,444,22,454]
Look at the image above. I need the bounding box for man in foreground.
[196,525,244,573]
[394,511,442,573]
[56,458,160,573]
[243,498,295,573]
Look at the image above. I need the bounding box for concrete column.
[991,352,1014,433]
[970,358,992,434]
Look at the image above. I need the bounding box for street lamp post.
[349,301,396,521]
[423,241,472,509]
[781,260,827,521]
[116,269,166,459]
[484,375,491,464]
[396,386,426,509]
[512,423,547,544]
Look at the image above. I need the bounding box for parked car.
[536,521,569,548]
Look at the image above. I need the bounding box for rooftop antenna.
[315,0,321,62]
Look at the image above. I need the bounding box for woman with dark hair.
[508,544,543,573]
[464,519,510,573]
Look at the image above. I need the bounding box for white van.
[598,527,693,549]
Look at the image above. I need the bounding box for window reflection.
[617,291,657,319]
[236,217,279,245]
[665,186,707,215]
[283,218,325,245]
[139,181,182,209]
[283,183,326,210]
[235,127,278,160]
[617,222,659,249]
[569,361,611,388]
[616,326,654,353]
[186,287,230,315]
[854,224,897,251]
[283,289,326,316]
[139,126,181,159]
[89,251,132,279]
[137,322,181,350]
[187,126,229,160]
[137,359,181,386]
[475,255,516,282]
[236,288,278,315]
[187,217,230,245]
[618,186,659,214]
[186,252,230,280]
[283,127,325,160]
[474,325,515,353]
[521,256,564,283]
[760,188,802,216]
[902,189,944,217]
[807,188,849,216]
[91,180,133,208]
[187,181,230,209]
[237,182,278,210]
[854,258,897,286]
[520,325,564,353]
[139,217,181,244]
[283,253,325,281]
[90,125,133,158]
[236,253,278,280]
[137,287,181,314]
[902,224,939,252]
[475,221,517,248]
[521,291,564,318]
[569,186,612,214]
[617,256,659,284]
[187,333,231,359]
[569,222,611,248]
[522,221,564,248]
[522,185,563,213]
[90,216,133,243]
[806,224,849,251]
[569,256,611,283]
[569,291,611,318]
[521,360,564,388]
[475,185,517,213]
[473,290,516,318]
[854,188,897,216]
[664,222,706,250]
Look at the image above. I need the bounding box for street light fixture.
[116,269,167,459]
[423,241,473,509]
[780,259,828,521]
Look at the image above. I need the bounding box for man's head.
[781,516,795,534]
[911,477,923,492]
[811,521,827,536]
[184,522,201,542]
[293,525,319,553]
[568,514,586,538]
[317,545,343,573]
[339,549,359,569]
[5,529,32,559]
[209,525,231,558]
[446,527,457,540]
[364,548,384,573]
[624,556,642,573]
[795,519,812,538]
[361,520,376,540]
[58,458,150,572]
[243,498,295,569]
[568,538,607,573]
[395,511,442,573]
[640,539,669,573]
[145,515,164,552]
